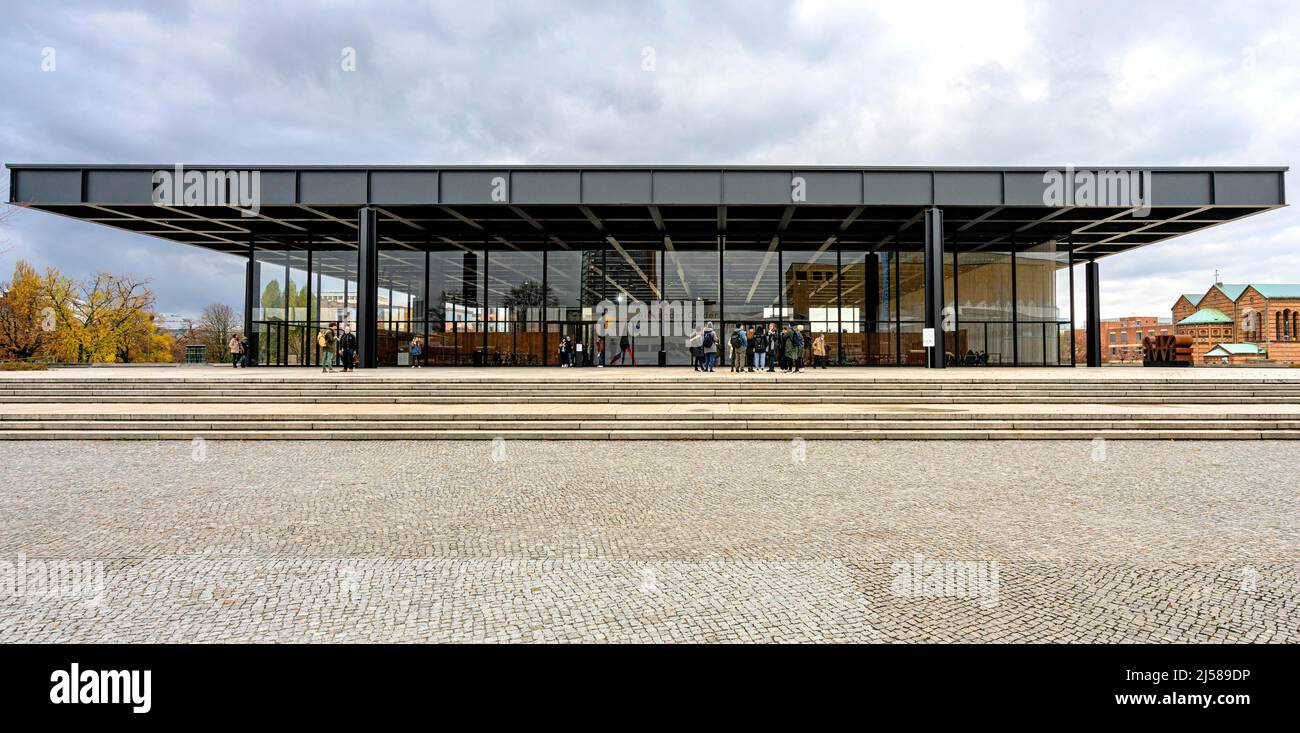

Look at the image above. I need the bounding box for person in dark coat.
[765,322,779,372]
[338,329,358,372]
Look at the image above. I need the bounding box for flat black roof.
[6,164,1288,258]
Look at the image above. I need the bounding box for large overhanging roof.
[6,164,1287,258]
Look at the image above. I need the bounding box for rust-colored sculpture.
[1142,334,1193,366]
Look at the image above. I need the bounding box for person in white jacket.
[686,328,703,371]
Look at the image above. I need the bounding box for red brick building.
[1073,317,1172,363]
[1172,283,1300,365]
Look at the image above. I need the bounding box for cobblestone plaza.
[1,439,1296,643]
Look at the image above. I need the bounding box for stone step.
[0,418,1295,431]
[5,382,1294,387]
[10,387,1300,392]
[7,411,1299,421]
[1,428,1296,440]
[2,395,1297,405]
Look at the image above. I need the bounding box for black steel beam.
[243,234,256,364]
[1085,259,1102,367]
[924,207,945,369]
[357,207,379,368]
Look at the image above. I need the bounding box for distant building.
[1172,283,1300,365]
[1073,316,1171,363]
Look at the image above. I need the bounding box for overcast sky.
[1,0,1297,320]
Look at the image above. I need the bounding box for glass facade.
[248,238,1075,367]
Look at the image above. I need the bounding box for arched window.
[1276,312,1284,341]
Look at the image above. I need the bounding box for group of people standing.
[226,334,250,368]
[687,322,829,373]
[316,322,358,372]
[556,335,590,367]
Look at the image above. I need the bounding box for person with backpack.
[319,323,338,372]
[228,333,243,368]
[686,327,703,371]
[700,322,717,372]
[751,326,767,372]
[729,324,747,372]
[789,324,806,373]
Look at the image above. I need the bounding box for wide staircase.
[2,373,1299,440]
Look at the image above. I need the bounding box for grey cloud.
[1,0,1297,319]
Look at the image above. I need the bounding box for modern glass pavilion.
[7,164,1287,368]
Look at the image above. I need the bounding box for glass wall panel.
[861,321,898,366]
[898,247,926,322]
[252,246,287,365]
[541,245,605,366]
[780,244,836,325]
[254,247,286,323]
[313,249,359,331]
[954,250,1013,363]
[1016,240,1068,366]
[487,249,545,366]
[839,249,895,365]
[376,250,426,366]
[546,246,605,324]
[286,249,310,365]
[900,321,925,365]
[429,249,484,365]
[722,243,780,327]
[778,244,837,368]
[1016,241,1064,321]
[662,246,717,366]
[239,235,1086,368]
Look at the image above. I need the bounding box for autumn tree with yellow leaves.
[18,265,176,364]
[0,260,50,360]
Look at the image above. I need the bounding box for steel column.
[1085,259,1102,367]
[357,207,379,368]
[923,207,945,368]
[1067,237,1076,367]
[244,234,257,366]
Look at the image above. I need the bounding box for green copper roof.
[1215,284,1250,300]
[1177,307,1233,325]
[1205,343,1265,356]
[1180,293,1204,306]
[1247,284,1300,299]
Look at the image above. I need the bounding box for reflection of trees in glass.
[502,281,554,307]
[501,281,554,323]
[260,280,282,313]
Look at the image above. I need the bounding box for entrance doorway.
[548,321,597,367]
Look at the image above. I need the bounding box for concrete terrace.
[3,365,1300,439]
[3,365,1300,381]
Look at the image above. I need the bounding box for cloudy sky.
[1,0,1297,320]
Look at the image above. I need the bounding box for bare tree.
[196,302,238,361]
[0,201,21,258]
